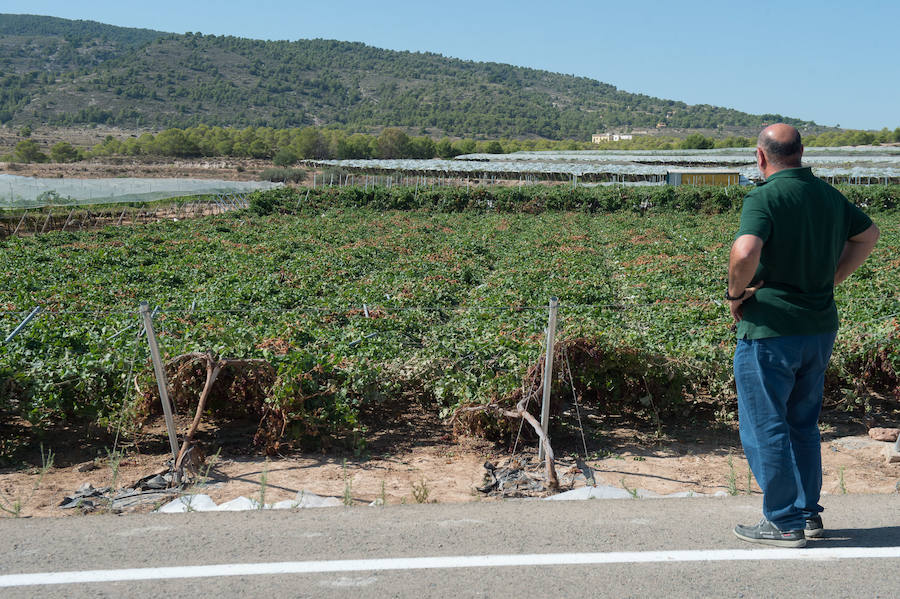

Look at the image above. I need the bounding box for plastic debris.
[59,483,111,510]
[293,491,343,508]
[156,494,218,513]
[546,485,641,500]
[215,496,261,511]
[477,456,549,497]
[151,490,344,512]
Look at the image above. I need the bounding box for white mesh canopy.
[0,175,281,209]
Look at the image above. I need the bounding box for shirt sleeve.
[846,201,873,238]
[736,190,771,242]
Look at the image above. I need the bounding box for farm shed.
[666,168,741,186]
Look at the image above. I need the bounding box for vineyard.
[1,184,899,462]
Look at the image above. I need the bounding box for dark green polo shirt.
[735,167,872,339]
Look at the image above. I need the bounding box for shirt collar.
[763,166,813,183]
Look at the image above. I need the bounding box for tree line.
[5,125,898,165]
[3,126,592,163]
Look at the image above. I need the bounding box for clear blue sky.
[8,0,899,130]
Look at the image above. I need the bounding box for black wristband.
[725,289,746,301]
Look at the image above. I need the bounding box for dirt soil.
[2,402,898,518]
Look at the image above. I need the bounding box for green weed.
[727,454,738,496]
[620,477,639,499]
[412,479,430,504]
[342,459,353,506]
[258,458,269,508]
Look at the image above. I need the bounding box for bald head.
[757,124,803,171]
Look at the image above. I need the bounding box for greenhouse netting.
[0,175,281,209]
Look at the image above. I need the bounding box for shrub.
[13,140,48,163]
[259,167,306,184]
[272,148,298,167]
[49,142,80,163]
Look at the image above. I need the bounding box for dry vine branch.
[166,352,270,478]
[454,381,559,490]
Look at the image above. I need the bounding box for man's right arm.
[834,223,880,286]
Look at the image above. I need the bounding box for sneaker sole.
[805,528,824,539]
[733,528,807,548]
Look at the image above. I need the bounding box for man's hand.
[835,223,879,286]
[728,281,764,322]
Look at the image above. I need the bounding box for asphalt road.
[2,494,899,598]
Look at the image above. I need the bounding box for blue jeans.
[733,331,836,530]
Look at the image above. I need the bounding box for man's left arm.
[727,234,764,321]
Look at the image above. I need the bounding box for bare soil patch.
[2,401,897,518]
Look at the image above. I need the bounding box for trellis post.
[539,297,559,460]
[140,302,181,465]
[13,210,27,236]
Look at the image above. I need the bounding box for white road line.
[3,547,900,588]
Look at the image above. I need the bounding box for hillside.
[0,14,816,139]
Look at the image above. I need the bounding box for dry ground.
[2,406,897,518]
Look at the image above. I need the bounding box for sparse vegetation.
[0,445,54,517]
[620,477,639,499]
[342,459,353,506]
[259,167,306,184]
[258,459,269,508]
[412,478,431,504]
[727,454,738,496]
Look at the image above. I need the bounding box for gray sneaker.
[805,515,824,538]
[734,518,807,548]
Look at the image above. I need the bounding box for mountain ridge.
[0,14,818,139]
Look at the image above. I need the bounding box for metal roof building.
[666,168,743,186]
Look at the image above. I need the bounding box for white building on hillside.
[592,132,634,143]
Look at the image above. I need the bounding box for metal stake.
[538,297,559,460]
[139,302,180,463]
[4,306,42,343]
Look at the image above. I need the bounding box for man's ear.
[756,146,767,170]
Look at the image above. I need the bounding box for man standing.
[727,124,879,548]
